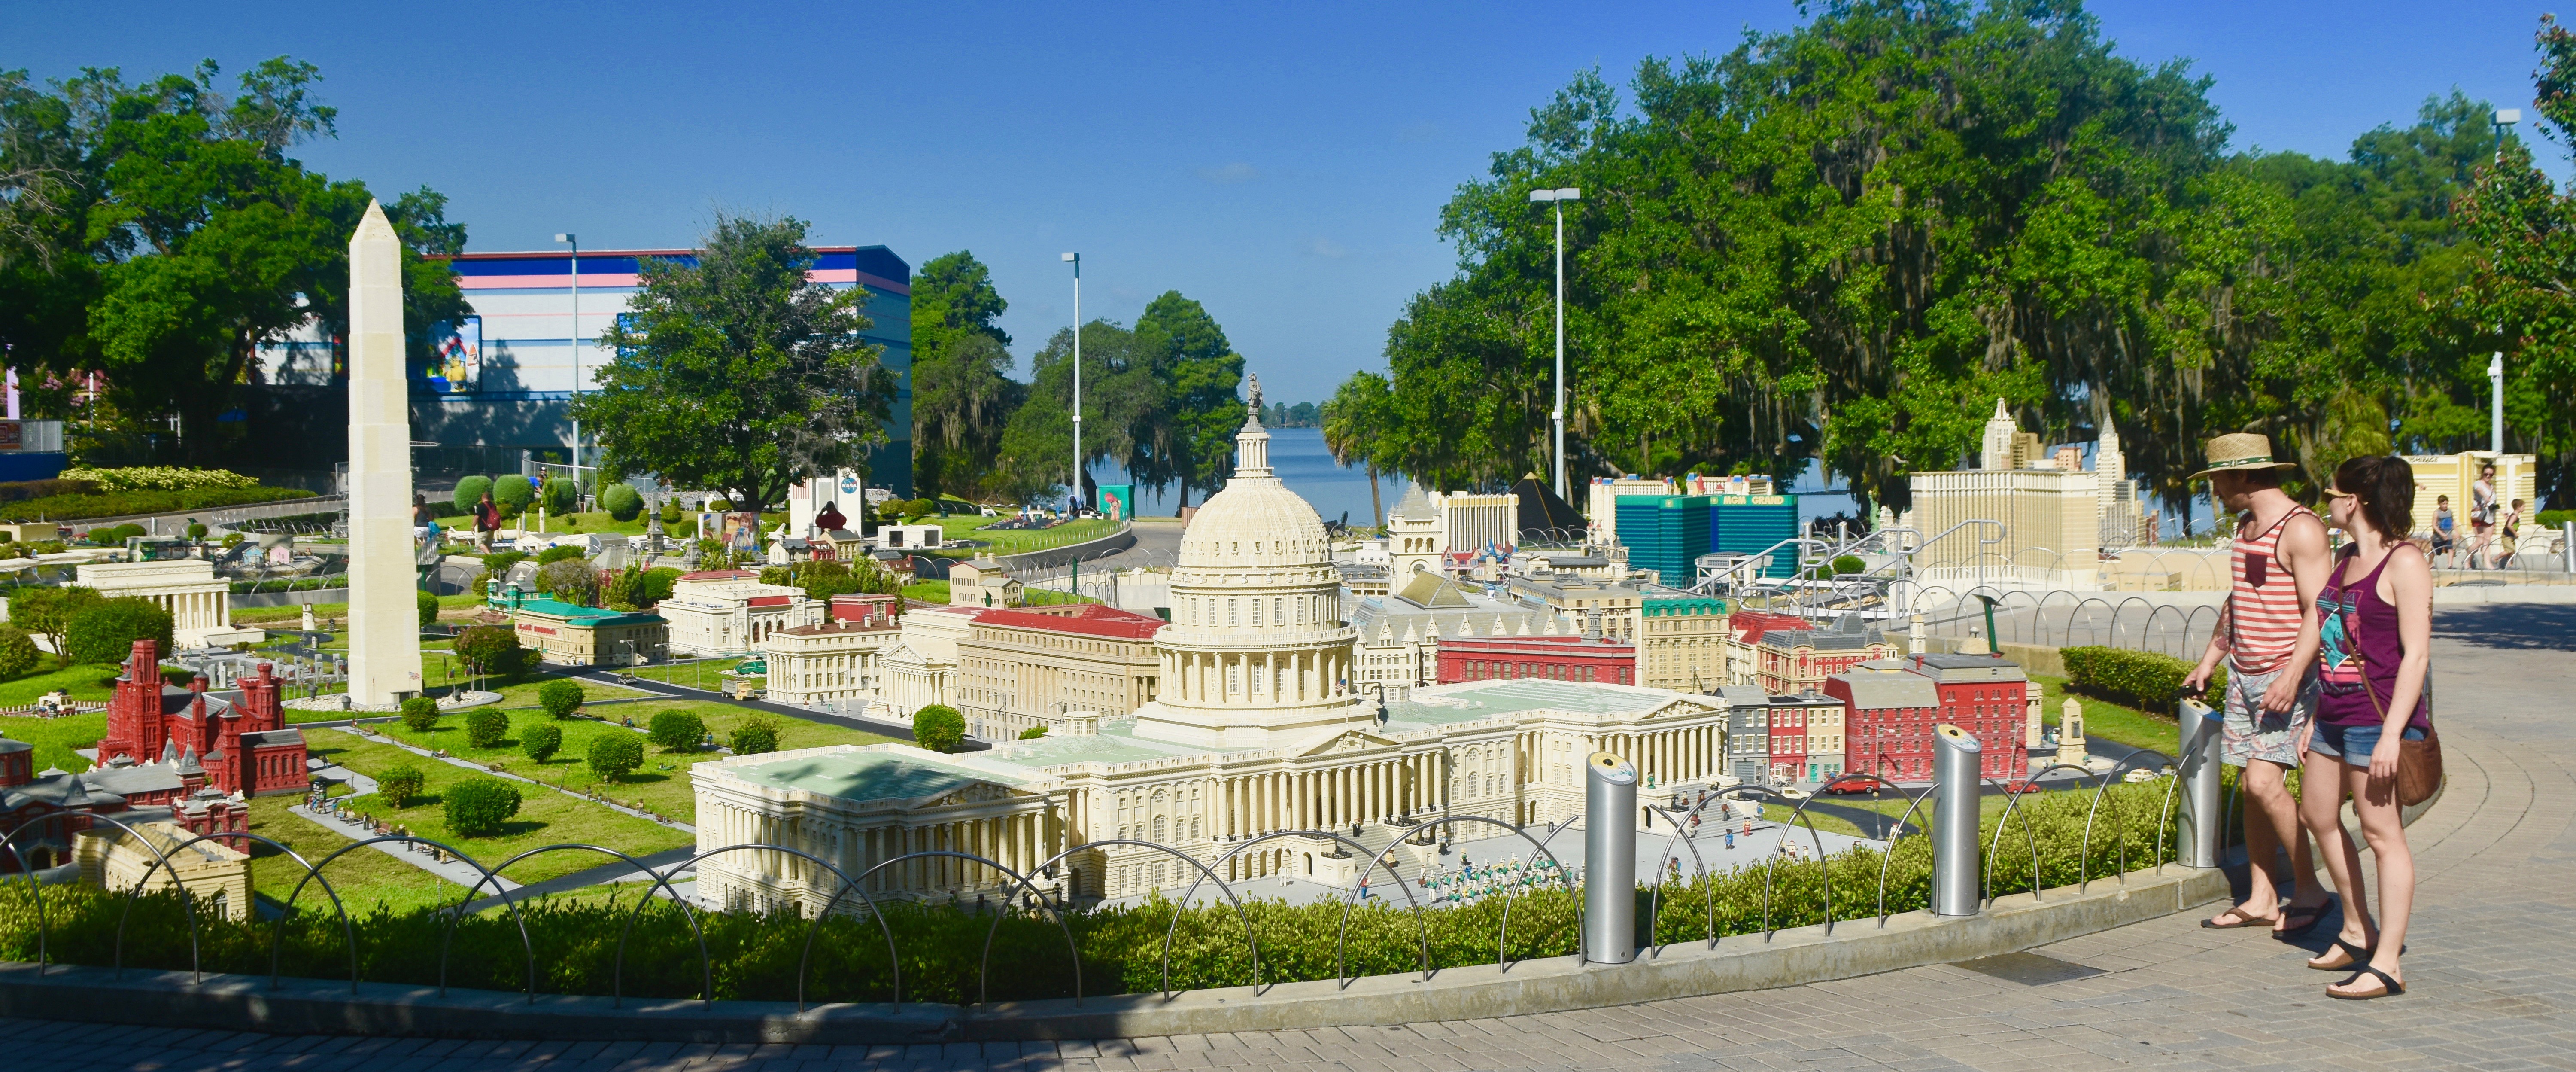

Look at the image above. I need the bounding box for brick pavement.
[9,602,2573,1072]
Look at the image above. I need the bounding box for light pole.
[554,233,582,492]
[2492,109,2518,455]
[1528,188,1580,499]
[1061,252,1083,516]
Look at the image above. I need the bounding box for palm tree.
[1322,372,1394,528]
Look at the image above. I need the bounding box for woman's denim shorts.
[2310,721,2426,768]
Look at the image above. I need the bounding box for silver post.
[1583,749,1637,964]
[2562,521,2573,576]
[2177,697,2224,868]
[1930,723,1981,916]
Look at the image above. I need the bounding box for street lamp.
[1528,187,1580,499]
[1062,252,1083,515]
[2492,109,2520,454]
[555,233,583,493]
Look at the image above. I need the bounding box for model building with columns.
[692,383,1734,912]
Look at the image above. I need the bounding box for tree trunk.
[1367,460,1383,529]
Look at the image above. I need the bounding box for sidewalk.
[287,801,522,896]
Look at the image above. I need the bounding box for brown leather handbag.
[2351,618,2440,806]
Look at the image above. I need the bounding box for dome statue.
[1133,382,1367,749]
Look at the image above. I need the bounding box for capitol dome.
[1133,377,1366,750]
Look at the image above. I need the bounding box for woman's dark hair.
[2333,455,2415,540]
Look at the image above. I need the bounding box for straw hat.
[2188,432,2298,481]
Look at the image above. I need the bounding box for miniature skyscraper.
[346,201,424,705]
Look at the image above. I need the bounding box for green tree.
[640,566,681,603]
[728,713,782,755]
[375,763,424,807]
[577,213,895,509]
[647,708,706,752]
[416,590,439,628]
[441,777,522,837]
[1321,371,1395,527]
[398,696,439,732]
[2460,14,2576,506]
[492,475,535,518]
[912,704,965,753]
[1137,293,1247,510]
[1017,725,1048,740]
[540,477,579,514]
[0,624,38,680]
[910,251,1024,498]
[519,721,562,764]
[598,483,643,521]
[451,475,492,515]
[537,678,585,719]
[463,707,509,749]
[534,559,599,606]
[8,585,101,667]
[453,625,525,681]
[586,732,644,781]
[64,597,174,665]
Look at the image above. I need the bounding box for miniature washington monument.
[345,201,424,705]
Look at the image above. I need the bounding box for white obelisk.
[347,201,424,705]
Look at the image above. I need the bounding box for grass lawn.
[0,662,127,707]
[0,710,105,772]
[902,580,948,604]
[243,791,483,917]
[927,515,1119,553]
[2029,672,2182,755]
[369,697,891,824]
[627,661,762,692]
[315,731,691,882]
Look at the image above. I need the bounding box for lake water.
[1091,426,1407,527]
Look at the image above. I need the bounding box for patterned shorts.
[2221,662,2318,768]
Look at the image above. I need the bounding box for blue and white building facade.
[255,245,914,495]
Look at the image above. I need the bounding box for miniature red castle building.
[93,640,307,799]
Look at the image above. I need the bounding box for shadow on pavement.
[2435,602,2576,652]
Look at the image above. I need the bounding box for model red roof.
[679,570,761,582]
[973,603,1166,640]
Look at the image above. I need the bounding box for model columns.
[344,201,425,706]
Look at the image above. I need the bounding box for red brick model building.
[1760,693,1843,784]
[1902,652,2033,780]
[95,640,307,799]
[1732,612,1897,696]
[1826,655,2030,783]
[1436,635,1637,686]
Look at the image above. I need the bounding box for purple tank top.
[2315,547,2431,728]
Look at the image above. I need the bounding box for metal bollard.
[2177,697,2224,868]
[2562,521,2574,575]
[1930,724,1981,916]
[1583,750,1638,964]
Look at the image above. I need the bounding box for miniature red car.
[1822,775,1880,795]
[2004,780,2041,795]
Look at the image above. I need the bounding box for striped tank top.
[2227,506,2316,674]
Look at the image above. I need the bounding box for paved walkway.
[8,601,2571,1071]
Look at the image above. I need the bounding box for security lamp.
[1061,252,1077,262]
[2497,108,2522,126]
[554,233,573,243]
[1529,188,1583,203]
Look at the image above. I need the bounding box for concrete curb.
[0,863,2226,1044]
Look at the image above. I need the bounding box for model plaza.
[692,394,1734,908]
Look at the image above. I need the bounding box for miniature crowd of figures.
[302,783,450,863]
[1374,853,1571,907]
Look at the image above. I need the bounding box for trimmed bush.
[534,545,586,566]
[441,777,523,837]
[1018,726,1048,740]
[452,475,494,516]
[541,477,580,515]
[520,721,563,764]
[185,522,207,540]
[586,732,644,781]
[492,475,535,518]
[728,716,780,755]
[0,486,311,523]
[0,625,39,680]
[2538,509,2575,530]
[537,679,586,719]
[2062,646,2220,710]
[375,764,425,807]
[398,697,440,732]
[64,597,175,665]
[913,704,965,753]
[59,466,258,493]
[599,483,644,521]
[648,709,707,752]
[660,498,685,524]
[417,590,440,628]
[464,707,510,749]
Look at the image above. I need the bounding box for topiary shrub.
[586,732,644,781]
[1018,726,1048,740]
[519,721,563,764]
[453,625,527,682]
[185,522,207,540]
[599,484,643,522]
[0,624,39,680]
[541,477,580,515]
[648,709,707,752]
[913,704,965,753]
[535,545,586,566]
[398,696,440,732]
[537,679,585,719]
[2062,646,2219,710]
[64,597,175,665]
[660,498,685,525]
[463,707,510,749]
[442,777,523,837]
[452,475,494,516]
[417,590,440,628]
[376,764,425,808]
[492,475,535,518]
[728,714,781,755]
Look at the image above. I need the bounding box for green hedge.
[0,783,2196,1004]
[2061,646,2216,710]
[0,486,315,523]
[2538,509,2574,530]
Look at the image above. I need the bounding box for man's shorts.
[2221,662,2318,768]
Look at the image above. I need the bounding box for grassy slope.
[315,732,691,882]
[0,663,126,706]
[0,710,106,773]
[2028,672,2181,755]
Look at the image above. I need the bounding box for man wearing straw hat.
[2182,433,2337,936]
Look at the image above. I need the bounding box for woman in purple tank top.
[2296,455,2433,1000]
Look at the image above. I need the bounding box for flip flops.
[2202,905,2278,929]
[2328,965,2405,999]
[2273,894,2336,939]
[2308,938,2371,971]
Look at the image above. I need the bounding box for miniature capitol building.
[691,382,1737,911]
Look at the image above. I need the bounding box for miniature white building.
[657,569,819,657]
[761,616,902,709]
[73,560,264,649]
[876,524,945,551]
[882,604,981,718]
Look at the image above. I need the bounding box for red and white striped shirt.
[2227,506,2317,674]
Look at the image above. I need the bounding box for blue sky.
[9,1,2561,406]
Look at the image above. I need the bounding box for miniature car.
[1822,774,1880,795]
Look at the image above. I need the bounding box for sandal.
[2201,905,2278,929]
[2328,965,2404,999]
[2274,895,2336,939]
[2308,938,2371,971]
